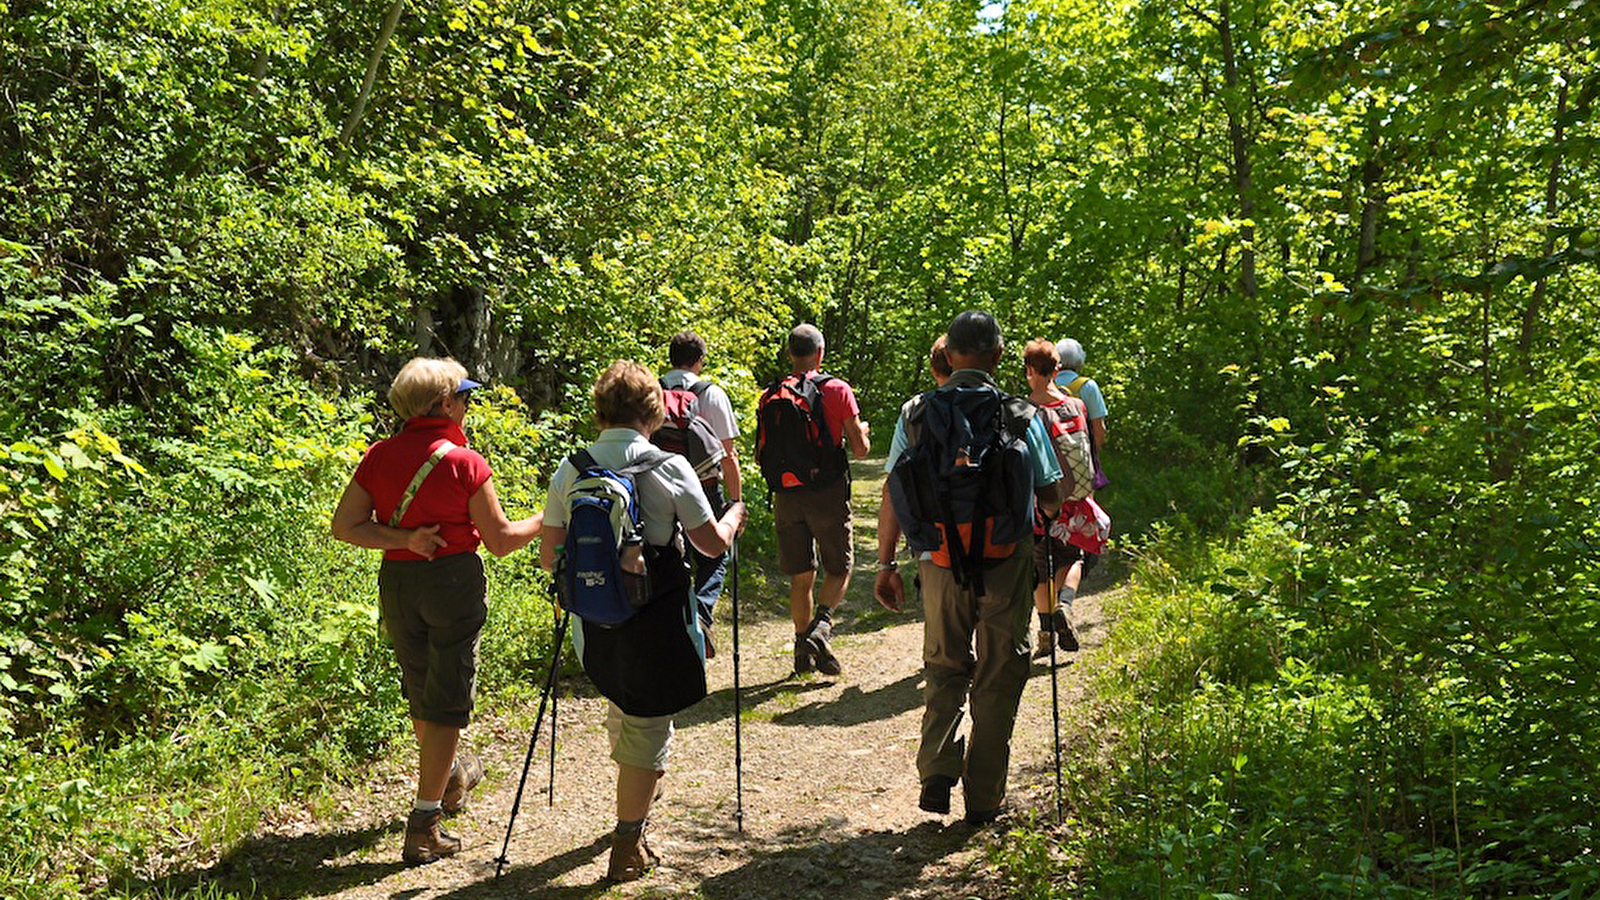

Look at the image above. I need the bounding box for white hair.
[1055,338,1086,371]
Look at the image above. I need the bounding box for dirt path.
[178,460,1118,900]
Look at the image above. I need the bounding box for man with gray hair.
[755,324,871,676]
[1053,338,1108,484]
[874,311,1066,825]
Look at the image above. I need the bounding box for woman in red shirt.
[331,357,542,865]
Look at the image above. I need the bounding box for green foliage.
[2,0,1597,893]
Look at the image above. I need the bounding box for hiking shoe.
[806,616,842,676]
[793,635,814,675]
[1032,629,1053,660]
[606,824,659,882]
[441,752,483,815]
[402,808,461,865]
[1053,610,1079,653]
[919,775,956,815]
[964,802,1009,827]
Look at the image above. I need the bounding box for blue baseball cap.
[457,378,482,393]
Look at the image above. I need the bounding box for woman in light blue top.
[539,360,746,882]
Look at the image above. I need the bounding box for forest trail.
[169,459,1119,900]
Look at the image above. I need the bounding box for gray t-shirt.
[545,427,715,546]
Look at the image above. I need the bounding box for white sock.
[413,798,442,813]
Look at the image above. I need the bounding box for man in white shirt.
[662,332,743,653]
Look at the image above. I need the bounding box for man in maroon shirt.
[765,324,871,676]
[331,358,542,865]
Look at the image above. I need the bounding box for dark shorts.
[378,552,487,728]
[1032,531,1098,584]
[773,478,854,577]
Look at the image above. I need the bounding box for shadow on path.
[697,820,984,900]
[674,667,922,730]
[769,671,923,728]
[674,674,832,728]
[124,822,403,900]
[438,834,612,900]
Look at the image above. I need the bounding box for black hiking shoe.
[1053,609,1079,653]
[964,801,1009,827]
[806,615,841,676]
[793,635,814,675]
[919,775,956,815]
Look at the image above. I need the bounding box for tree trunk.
[1517,73,1569,373]
[338,0,407,154]
[1213,0,1257,299]
[1353,103,1384,285]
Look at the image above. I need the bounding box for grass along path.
[136,457,1118,899]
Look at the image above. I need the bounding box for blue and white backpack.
[556,447,675,628]
[556,446,709,717]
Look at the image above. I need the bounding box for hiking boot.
[1053,609,1079,653]
[441,752,483,815]
[793,635,814,675]
[919,775,956,815]
[1032,629,1053,660]
[402,808,460,865]
[806,615,842,676]
[606,823,659,882]
[964,802,1008,827]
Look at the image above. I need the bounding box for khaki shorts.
[378,552,487,728]
[606,702,675,771]
[773,478,854,577]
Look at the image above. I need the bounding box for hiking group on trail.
[330,313,1112,879]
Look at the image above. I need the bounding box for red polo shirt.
[798,369,861,447]
[353,417,493,561]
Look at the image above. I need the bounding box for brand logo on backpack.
[755,373,847,492]
[887,385,1035,596]
[556,448,673,628]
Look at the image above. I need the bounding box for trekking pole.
[495,606,570,879]
[1046,538,1064,826]
[731,538,745,833]
[548,664,558,807]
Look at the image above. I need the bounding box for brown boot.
[1032,629,1053,659]
[402,808,461,865]
[605,821,659,882]
[441,752,484,814]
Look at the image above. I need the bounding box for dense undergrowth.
[995,363,1600,899]
[0,377,565,898]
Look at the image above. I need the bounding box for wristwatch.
[876,559,898,572]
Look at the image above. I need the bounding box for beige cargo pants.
[916,544,1034,814]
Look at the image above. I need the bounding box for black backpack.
[755,373,848,491]
[887,384,1036,596]
[652,378,726,485]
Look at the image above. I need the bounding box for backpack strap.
[617,446,678,480]
[687,379,713,399]
[570,448,599,473]
[389,440,458,528]
[1065,375,1090,397]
